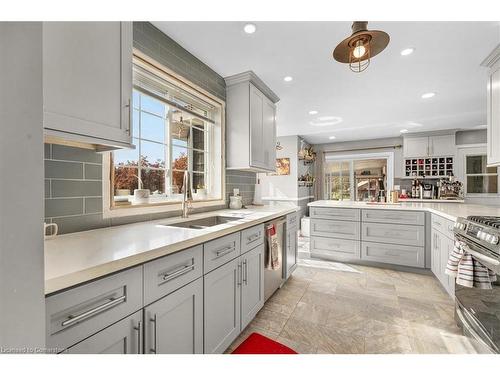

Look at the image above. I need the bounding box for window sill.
[102,199,226,219]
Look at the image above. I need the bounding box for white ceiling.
[152,21,500,144]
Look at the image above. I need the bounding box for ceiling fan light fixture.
[333,21,390,73]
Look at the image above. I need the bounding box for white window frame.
[102,51,226,219]
[324,151,394,201]
[456,144,500,197]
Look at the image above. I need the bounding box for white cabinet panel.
[43,22,132,148]
[225,71,279,172]
[429,135,456,157]
[404,135,455,158]
[487,67,500,166]
[403,137,429,158]
[263,96,276,171]
[250,84,265,169]
[311,218,360,241]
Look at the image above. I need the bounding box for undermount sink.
[162,215,244,229]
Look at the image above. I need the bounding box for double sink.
[162,215,244,230]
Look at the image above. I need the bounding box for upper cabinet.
[482,44,500,167]
[403,134,455,158]
[42,22,133,150]
[225,71,279,172]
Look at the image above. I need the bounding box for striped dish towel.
[445,240,497,289]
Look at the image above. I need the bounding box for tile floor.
[227,237,478,354]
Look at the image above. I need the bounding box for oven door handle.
[455,234,500,266]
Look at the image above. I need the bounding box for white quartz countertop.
[44,205,297,295]
[308,200,500,222]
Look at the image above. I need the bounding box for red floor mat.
[231,333,298,354]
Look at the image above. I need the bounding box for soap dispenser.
[229,188,243,209]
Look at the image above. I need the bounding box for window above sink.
[102,53,226,218]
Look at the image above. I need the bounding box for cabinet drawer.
[361,209,425,226]
[310,236,360,261]
[143,245,203,306]
[310,207,360,221]
[286,212,299,229]
[310,218,360,241]
[46,266,142,351]
[204,232,241,273]
[362,223,425,247]
[361,241,425,268]
[431,214,455,240]
[241,224,264,254]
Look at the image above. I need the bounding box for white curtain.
[314,151,325,200]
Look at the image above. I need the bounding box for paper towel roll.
[253,183,263,205]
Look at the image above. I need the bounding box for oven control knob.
[477,231,487,241]
[489,235,499,245]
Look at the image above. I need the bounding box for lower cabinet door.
[285,229,298,279]
[361,241,424,268]
[144,278,203,354]
[63,311,142,354]
[442,236,456,297]
[204,257,241,354]
[241,245,264,330]
[431,231,441,277]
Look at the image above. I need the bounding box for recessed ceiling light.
[329,135,336,140]
[309,117,343,127]
[421,92,436,99]
[400,129,409,133]
[283,76,293,82]
[308,110,318,115]
[243,23,256,34]
[401,48,414,56]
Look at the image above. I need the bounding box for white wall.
[0,23,45,351]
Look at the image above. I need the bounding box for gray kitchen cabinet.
[204,257,241,354]
[482,44,500,166]
[362,222,425,247]
[310,206,360,221]
[240,244,265,330]
[225,71,279,172]
[42,22,133,149]
[46,266,142,351]
[361,241,425,268]
[361,209,425,226]
[143,245,203,306]
[145,278,203,354]
[310,237,361,262]
[311,218,360,241]
[431,213,456,297]
[63,311,142,354]
[204,232,241,273]
[286,227,298,278]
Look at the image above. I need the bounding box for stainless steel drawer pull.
[134,320,142,354]
[246,233,260,243]
[214,245,235,259]
[160,264,195,284]
[237,263,242,286]
[150,314,157,354]
[243,260,248,285]
[61,294,126,327]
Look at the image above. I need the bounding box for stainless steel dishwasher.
[264,216,286,301]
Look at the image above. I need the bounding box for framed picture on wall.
[270,158,290,176]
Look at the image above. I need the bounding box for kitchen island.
[308,200,500,297]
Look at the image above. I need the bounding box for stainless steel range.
[453,216,500,353]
